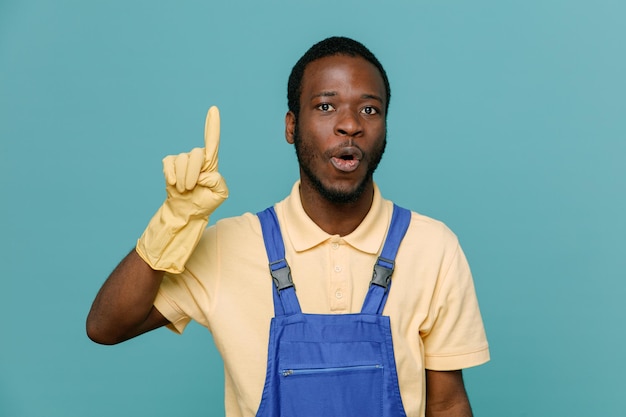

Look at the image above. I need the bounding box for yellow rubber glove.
[136,106,228,273]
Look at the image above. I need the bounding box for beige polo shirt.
[154,181,489,417]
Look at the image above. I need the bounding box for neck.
[298,179,375,236]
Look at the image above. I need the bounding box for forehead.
[300,54,386,104]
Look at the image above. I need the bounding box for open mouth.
[330,147,362,172]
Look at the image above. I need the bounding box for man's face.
[287,54,387,204]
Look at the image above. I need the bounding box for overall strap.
[361,205,412,315]
[257,207,302,316]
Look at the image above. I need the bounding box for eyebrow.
[361,93,384,103]
[310,91,384,103]
[311,91,337,99]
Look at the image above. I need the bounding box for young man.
[87,37,489,417]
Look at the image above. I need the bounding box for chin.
[316,176,372,204]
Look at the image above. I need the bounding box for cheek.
[370,119,386,134]
[371,123,387,144]
[306,121,331,139]
[300,124,332,149]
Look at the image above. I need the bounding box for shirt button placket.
[329,237,347,312]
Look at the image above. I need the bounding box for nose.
[334,109,362,138]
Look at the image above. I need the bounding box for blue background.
[1,1,625,416]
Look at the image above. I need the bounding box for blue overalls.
[255,205,411,417]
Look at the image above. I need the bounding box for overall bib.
[255,205,411,417]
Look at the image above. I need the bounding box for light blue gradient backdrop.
[1,1,624,416]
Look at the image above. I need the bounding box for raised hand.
[136,106,229,273]
[161,106,228,213]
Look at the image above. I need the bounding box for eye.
[361,106,378,115]
[317,103,335,112]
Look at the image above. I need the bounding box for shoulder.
[189,212,268,274]
[381,205,463,282]
[196,212,263,251]
[408,210,458,244]
[214,212,261,231]
[387,201,460,251]
[402,212,460,268]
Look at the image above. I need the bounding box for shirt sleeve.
[422,242,490,370]
[153,226,219,334]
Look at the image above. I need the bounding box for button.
[335,291,343,299]
[334,265,342,272]
[331,243,339,250]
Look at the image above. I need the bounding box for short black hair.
[287,36,391,119]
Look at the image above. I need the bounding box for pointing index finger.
[204,106,220,172]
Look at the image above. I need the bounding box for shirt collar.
[276,181,392,255]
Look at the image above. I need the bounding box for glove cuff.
[136,202,210,274]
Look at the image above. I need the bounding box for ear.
[285,111,296,144]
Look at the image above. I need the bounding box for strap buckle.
[370,256,394,291]
[269,259,294,292]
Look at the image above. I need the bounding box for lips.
[329,146,363,173]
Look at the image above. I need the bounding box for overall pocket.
[280,363,383,417]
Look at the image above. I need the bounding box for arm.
[86,249,170,345]
[86,107,227,345]
[425,370,473,417]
